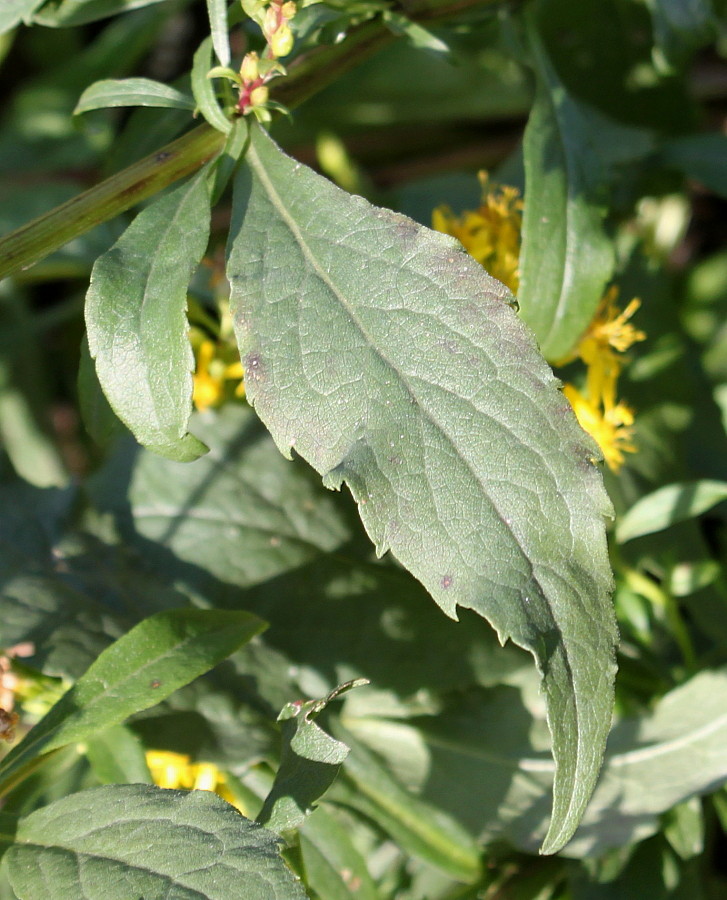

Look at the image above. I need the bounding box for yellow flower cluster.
[432,178,645,471]
[146,750,240,808]
[559,289,645,472]
[432,174,523,293]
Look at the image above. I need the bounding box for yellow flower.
[563,382,636,473]
[432,174,523,293]
[559,288,644,472]
[192,337,245,413]
[146,750,240,808]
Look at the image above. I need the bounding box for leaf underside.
[225,123,617,853]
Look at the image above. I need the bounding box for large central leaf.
[226,123,617,853]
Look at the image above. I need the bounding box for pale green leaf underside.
[74,78,196,115]
[226,123,617,853]
[7,785,306,899]
[85,171,211,461]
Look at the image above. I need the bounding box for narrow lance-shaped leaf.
[517,16,615,361]
[74,78,196,115]
[6,785,307,900]
[226,122,617,854]
[0,608,266,796]
[85,169,212,461]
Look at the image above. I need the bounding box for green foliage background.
[2,0,727,897]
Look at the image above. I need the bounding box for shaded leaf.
[616,479,727,543]
[660,133,727,199]
[299,807,381,900]
[0,0,45,37]
[332,722,481,882]
[74,78,195,114]
[6,784,306,899]
[226,122,616,853]
[518,18,615,361]
[33,0,168,27]
[0,608,266,795]
[85,170,211,462]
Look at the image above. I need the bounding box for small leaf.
[6,784,306,899]
[226,122,617,854]
[206,0,231,66]
[192,37,233,135]
[0,608,266,796]
[257,681,365,832]
[74,78,196,115]
[616,480,727,543]
[518,18,615,361]
[85,169,212,461]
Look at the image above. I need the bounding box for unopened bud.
[249,85,269,107]
[262,4,278,39]
[269,24,293,57]
[240,51,260,83]
[281,1,296,19]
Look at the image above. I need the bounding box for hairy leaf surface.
[226,123,617,852]
[6,785,306,900]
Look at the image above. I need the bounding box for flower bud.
[270,24,294,57]
[240,51,260,83]
[281,1,296,19]
[249,85,269,106]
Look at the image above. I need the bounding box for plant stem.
[0,0,501,280]
[0,126,225,281]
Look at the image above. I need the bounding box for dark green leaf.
[645,0,717,71]
[257,681,364,832]
[74,78,195,114]
[85,169,211,461]
[616,480,727,543]
[0,608,266,795]
[660,134,727,199]
[518,19,615,361]
[6,784,306,899]
[226,122,617,854]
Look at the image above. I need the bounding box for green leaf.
[192,37,233,135]
[332,723,481,882]
[0,0,45,35]
[33,0,167,27]
[74,78,196,115]
[257,681,365,832]
[5,784,307,899]
[77,334,125,448]
[616,480,727,543]
[644,0,717,71]
[0,608,266,796]
[299,807,381,900]
[660,134,727,199]
[206,0,231,66]
[226,122,617,854]
[85,170,211,462]
[518,18,615,361]
[83,724,153,786]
